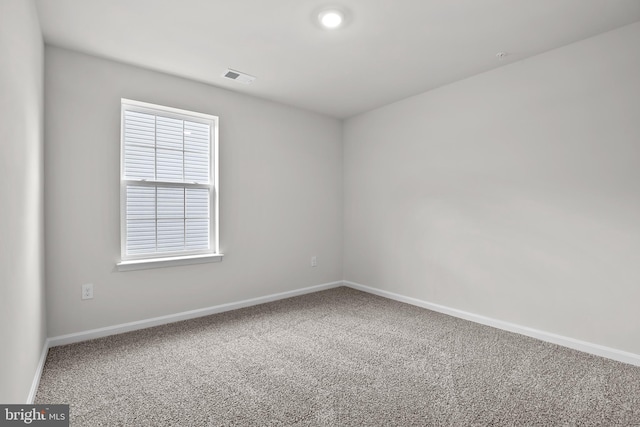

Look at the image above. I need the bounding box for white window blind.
[120,99,219,262]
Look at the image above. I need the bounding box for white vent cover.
[222,69,256,84]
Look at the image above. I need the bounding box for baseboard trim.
[26,338,50,404]
[344,281,640,367]
[48,281,343,348]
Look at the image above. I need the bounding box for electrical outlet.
[82,283,94,300]
[311,256,317,267]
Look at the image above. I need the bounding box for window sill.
[116,253,224,272]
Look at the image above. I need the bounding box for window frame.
[117,99,221,269]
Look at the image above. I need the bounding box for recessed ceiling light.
[319,9,344,29]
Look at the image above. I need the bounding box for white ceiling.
[35,0,640,119]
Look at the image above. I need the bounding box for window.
[118,99,221,270]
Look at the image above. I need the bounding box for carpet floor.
[36,287,640,426]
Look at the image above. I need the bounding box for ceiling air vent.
[222,69,256,84]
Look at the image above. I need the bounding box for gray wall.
[344,22,640,355]
[0,0,46,403]
[45,47,343,337]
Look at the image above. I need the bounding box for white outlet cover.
[82,283,94,300]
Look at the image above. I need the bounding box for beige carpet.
[36,287,640,426]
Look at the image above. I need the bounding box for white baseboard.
[34,278,639,403]
[48,281,343,348]
[344,281,640,367]
[26,338,50,404]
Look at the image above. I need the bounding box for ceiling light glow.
[319,10,344,29]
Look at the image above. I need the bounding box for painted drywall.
[344,22,640,355]
[45,47,343,337]
[0,0,46,403]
